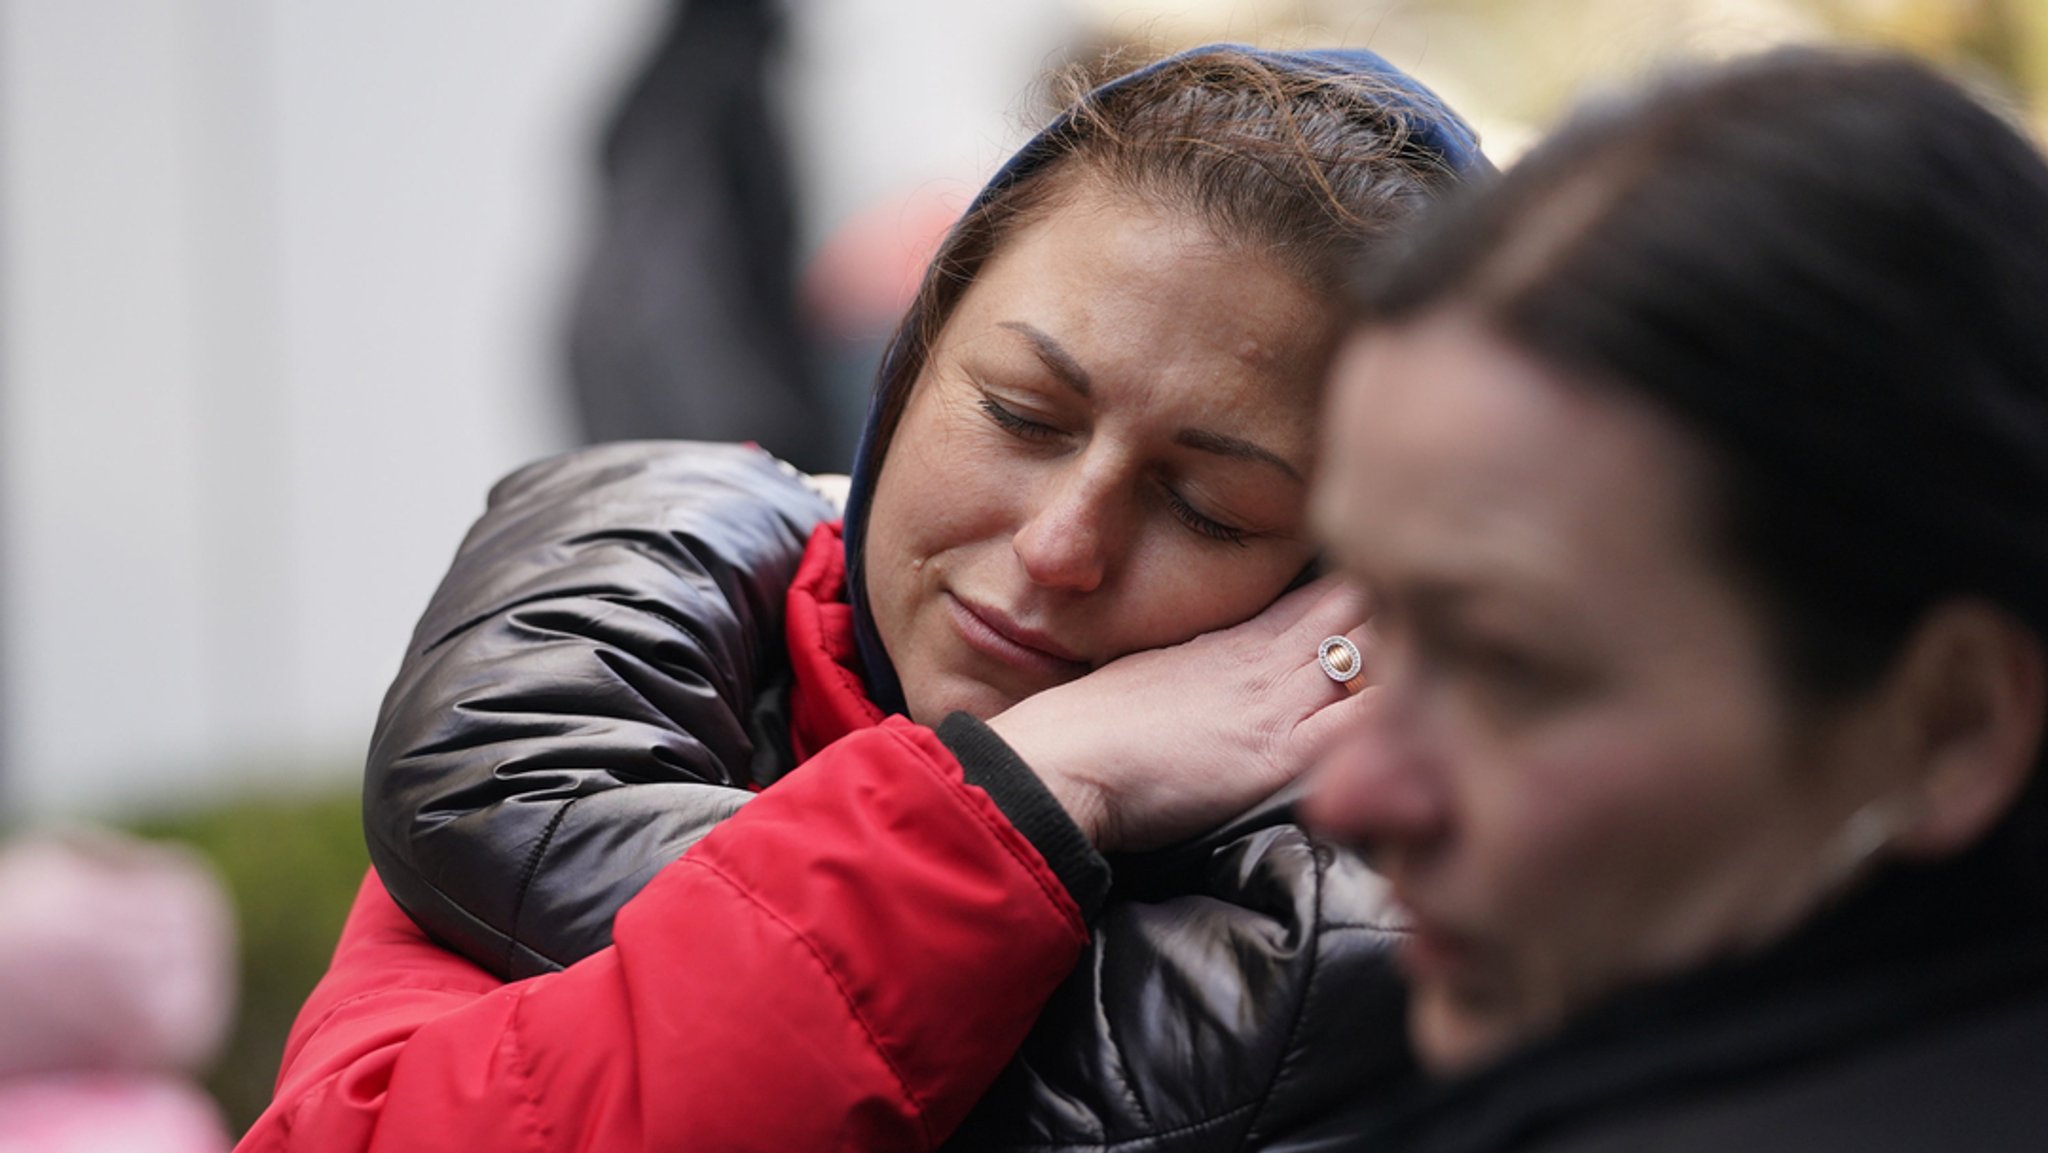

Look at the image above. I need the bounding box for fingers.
[1250,676,1381,807]
[1250,573,1369,637]
[1281,611,1378,746]
[1325,639,1370,695]
[1293,678,1382,762]
[1277,587,1373,688]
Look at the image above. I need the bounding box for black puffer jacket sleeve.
[362,441,835,979]
[942,822,1415,1153]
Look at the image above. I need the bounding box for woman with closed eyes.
[239,44,1490,1153]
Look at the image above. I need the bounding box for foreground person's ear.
[1882,600,2047,859]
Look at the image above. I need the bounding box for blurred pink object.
[0,830,236,1150]
[0,1073,231,1152]
[801,181,970,339]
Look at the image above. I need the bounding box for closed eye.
[979,395,1062,441]
[1164,487,1250,547]
[981,389,1252,546]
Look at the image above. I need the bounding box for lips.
[1400,916,1480,983]
[947,594,1091,678]
[1381,881,1483,986]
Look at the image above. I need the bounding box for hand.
[985,577,1374,852]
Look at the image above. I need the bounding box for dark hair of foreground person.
[1311,47,2048,1153]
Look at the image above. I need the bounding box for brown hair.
[854,46,1473,484]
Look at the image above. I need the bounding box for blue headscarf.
[842,44,1493,716]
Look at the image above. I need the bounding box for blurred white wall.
[784,0,1086,254]
[0,0,1085,820]
[0,0,661,818]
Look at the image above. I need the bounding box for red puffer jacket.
[261,443,1413,1153]
[235,525,1093,1152]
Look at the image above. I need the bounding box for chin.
[1407,981,1525,1078]
[904,675,1021,728]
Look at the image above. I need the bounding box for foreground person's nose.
[1303,697,1449,858]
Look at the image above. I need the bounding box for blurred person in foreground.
[1309,48,2048,1152]
[0,832,236,1152]
[238,45,1490,1152]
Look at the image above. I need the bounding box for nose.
[1302,687,1448,858]
[1012,463,1121,593]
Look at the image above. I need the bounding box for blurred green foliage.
[128,789,367,1137]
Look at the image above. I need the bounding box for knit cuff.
[935,711,1112,922]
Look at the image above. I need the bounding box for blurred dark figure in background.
[565,0,835,473]
[1311,48,2048,1152]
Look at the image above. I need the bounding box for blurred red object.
[801,182,970,340]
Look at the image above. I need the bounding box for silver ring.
[1318,635,1363,684]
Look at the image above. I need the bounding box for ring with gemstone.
[1318,635,1363,685]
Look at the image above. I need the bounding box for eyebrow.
[1000,319,1305,484]
[1000,321,1092,396]
[1405,563,1581,632]
[1176,428,1306,484]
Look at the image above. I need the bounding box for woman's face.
[865,182,1333,725]
[1307,312,1893,1074]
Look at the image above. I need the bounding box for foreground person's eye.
[1458,640,1590,721]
